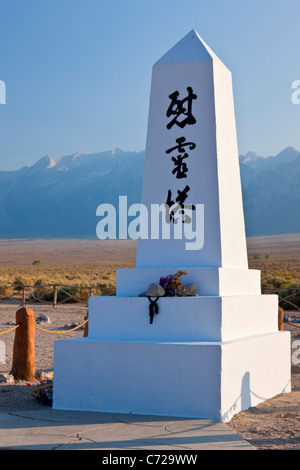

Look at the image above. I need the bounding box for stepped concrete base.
[117,267,261,297]
[53,332,291,422]
[87,295,279,342]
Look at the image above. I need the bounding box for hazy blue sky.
[0,0,299,170]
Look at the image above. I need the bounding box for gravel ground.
[0,302,87,413]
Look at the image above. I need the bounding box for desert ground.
[0,235,300,450]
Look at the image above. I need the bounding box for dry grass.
[0,264,134,289]
[0,239,136,289]
[0,235,300,293]
[247,235,300,307]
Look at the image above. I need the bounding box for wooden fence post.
[53,285,58,308]
[21,286,26,307]
[84,309,88,337]
[10,307,37,382]
[278,306,284,331]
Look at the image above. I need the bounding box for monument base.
[53,331,291,422]
[86,295,279,342]
[117,267,261,297]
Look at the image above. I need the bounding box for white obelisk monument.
[53,30,291,421]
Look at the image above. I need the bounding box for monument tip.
[154,29,224,67]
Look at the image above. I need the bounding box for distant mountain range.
[239,146,300,236]
[0,146,299,238]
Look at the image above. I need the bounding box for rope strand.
[283,320,300,329]
[0,323,20,336]
[34,319,88,334]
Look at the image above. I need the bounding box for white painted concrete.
[88,294,278,342]
[221,332,291,421]
[53,332,291,422]
[136,30,248,269]
[116,267,261,297]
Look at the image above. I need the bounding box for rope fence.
[0,284,299,308]
[0,283,116,308]
[262,286,300,312]
[34,318,88,334]
[0,286,300,382]
[0,323,20,336]
[283,320,300,330]
[0,305,89,382]
[0,284,299,309]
